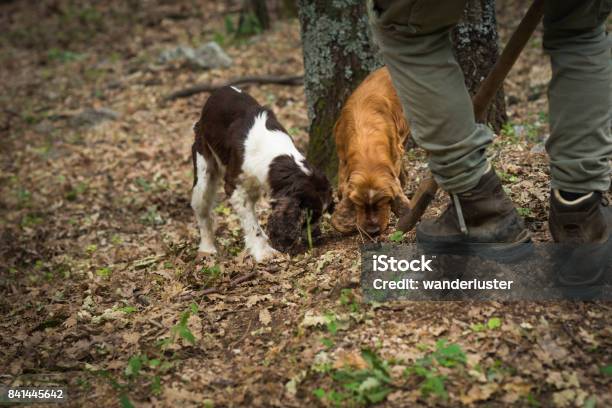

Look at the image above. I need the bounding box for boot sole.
[417,230,533,264]
[553,240,611,287]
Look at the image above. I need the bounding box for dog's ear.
[267,197,305,252]
[331,196,357,235]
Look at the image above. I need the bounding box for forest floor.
[1,0,610,407]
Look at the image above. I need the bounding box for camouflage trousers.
[369,0,612,193]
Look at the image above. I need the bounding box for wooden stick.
[200,270,258,296]
[397,176,439,232]
[397,0,545,232]
[472,0,545,121]
[164,74,303,100]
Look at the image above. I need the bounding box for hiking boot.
[416,167,531,262]
[549,189,611,244]
[549,189,612,288]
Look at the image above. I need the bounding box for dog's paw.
[196,252,217,263]
[197,242,217,259]
[251,245,280,263]
[331,197,357,235]
[331,212,356,235]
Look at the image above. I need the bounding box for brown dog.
[332,67,412,236]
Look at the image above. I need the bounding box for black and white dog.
[191,86,333,262]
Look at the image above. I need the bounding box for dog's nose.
[365,224,381,235]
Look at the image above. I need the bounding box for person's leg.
[544,0,612,247]
[544,1,612,287]
[544,0,612,195]
[368,0,491,193]
[368,0,530,257]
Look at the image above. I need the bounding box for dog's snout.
[365,223,381,235]
[365,212,380,234]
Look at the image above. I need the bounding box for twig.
[355,223,375,243]
[148,318,164,329]
[229,316,254,348]
[354,223,365,244]
[201,287,219,296]
[201,270,258,296]
[164,74,304,100]
[231,270,258,286]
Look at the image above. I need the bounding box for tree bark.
[297,0,382,180]
[452,0,507,131]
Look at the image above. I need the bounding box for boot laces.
[452,194,468,235]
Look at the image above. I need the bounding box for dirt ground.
[1,1,610,407]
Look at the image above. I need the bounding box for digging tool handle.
[472,0,545,121]
[397,176,438,232]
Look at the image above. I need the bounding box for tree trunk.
[279,0,298,18]
[452,0,507,131]
[297,0,382,180]
[250,0,271,30]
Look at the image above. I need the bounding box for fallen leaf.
[301,311,327,328]
[259,308,272,326]
[122,332,140,345]
[552,389,576,407]
[334,350,369,370]
[246,294,271,308]
[460,383,498,405]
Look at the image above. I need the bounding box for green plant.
[214,204,231,216]
[470,317,502,332]
[501,122,516,140]
[87,367,134,408]
[305,209,314,251]
[486,360,516,381]
[224,15,235,34]
[324,312,338,335]
[117,306,137,314]
[314,348,393,406]
[21,213,44,228]
[500,121,542,145]
[201,264,222,287]
[225,13,263,38]
[16,188,31,207]
[169,303,199,345]
[134,177,152,192]
[404,339,466,400]
[320,337,335,349]
[516,207,534,218]
[498,171,518,183]
[96,267,112,278]
[339,288,360,313]
[600,365,612,376]
[141,205,164,225]
[47,48,83,62]
[389,231,404,243]
[90,303,200,406]
[212,31,226,46]
[487,317,502,330]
